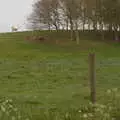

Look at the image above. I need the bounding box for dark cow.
[38,36,45,41]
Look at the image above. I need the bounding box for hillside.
[0,30,120,119]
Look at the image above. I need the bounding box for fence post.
[89,53,96,104]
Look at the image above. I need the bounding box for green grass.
[0,30,120,118]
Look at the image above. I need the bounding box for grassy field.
[0,30,120,119]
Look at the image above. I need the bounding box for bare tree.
[27,0,120,42]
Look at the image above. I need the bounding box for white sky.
[0,0,34,32]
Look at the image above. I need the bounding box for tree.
[102,0,120,40]
[27,0,120,42]
[28,0,61,31]
[60,0,82,43]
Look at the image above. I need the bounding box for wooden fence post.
[89,53,96,104]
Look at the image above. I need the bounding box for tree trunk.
[70,18,74,41]
[109,23,112,32]
[88,19,91,31]
[114,31,119,41]
[75,21,80,44]
[100,22,104,40]
[93,20,97,31]
[113,25,119,41]
[48,23,51,31]
[54,23,59,31]
[83,19,85,31]
[66,19,69,31]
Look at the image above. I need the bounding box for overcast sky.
[0,0,34,32]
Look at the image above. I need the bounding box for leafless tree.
[27,0,120,42]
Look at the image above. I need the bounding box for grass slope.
[0,30,120,116]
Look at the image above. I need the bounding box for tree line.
[27,0,120,44]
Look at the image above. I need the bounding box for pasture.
[0,31,120,119]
